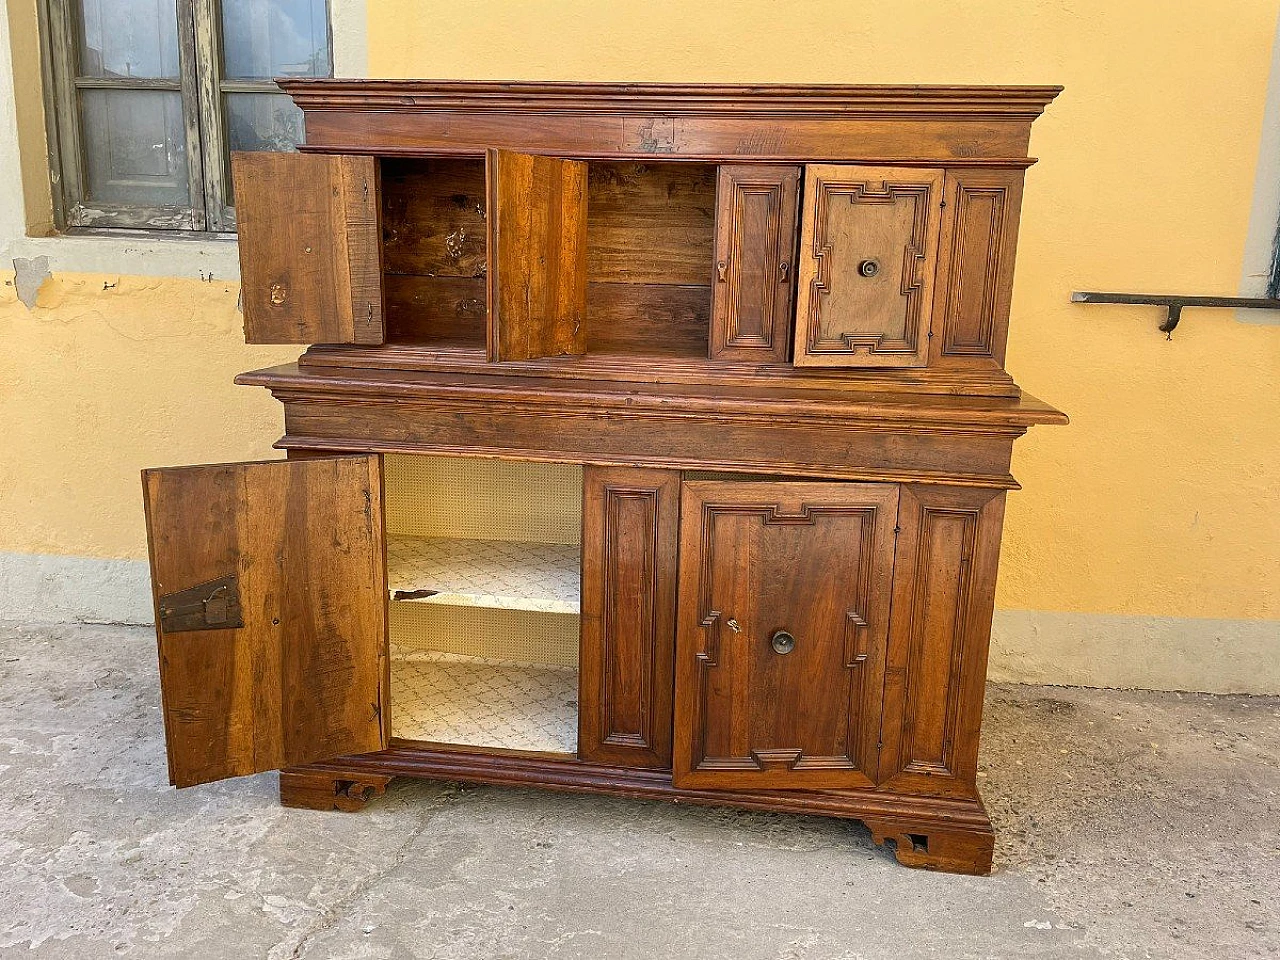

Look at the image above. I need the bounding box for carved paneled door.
[579,466,680,769]
[877,485,1006,798]
[709,164,801,362]
[672,480,899,790]
[793,165,944,367]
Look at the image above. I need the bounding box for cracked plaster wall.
[0,270,296,562]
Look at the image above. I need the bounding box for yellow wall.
[0,273,295,558]
[1,2,1277,671]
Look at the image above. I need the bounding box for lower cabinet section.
[143,453,1007,873]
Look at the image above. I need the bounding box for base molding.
[281,741,994,874]
[990,608,1280,693]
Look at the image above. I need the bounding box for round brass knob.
[771,630,796,655]
[858,259,880,278]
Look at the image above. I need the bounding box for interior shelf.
[387,535,581,614]
[391,651,578,754]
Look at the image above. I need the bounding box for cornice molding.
[279,79,1063,120]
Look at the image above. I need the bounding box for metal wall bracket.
[158,575,243,633]
[1072,291,1280,339]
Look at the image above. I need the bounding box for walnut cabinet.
[142,81,1064,875]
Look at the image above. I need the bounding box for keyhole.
[269,283,287,305]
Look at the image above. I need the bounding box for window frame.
[38,0,331,234]
[1268,218,1280,301]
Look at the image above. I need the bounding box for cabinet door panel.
[673,481,898,790]
[579,467,679,768]
[794,165,942,368]
[710,164,800,362]
[142,456,388,787]
[930,169,1024,367]
[233,152,384,345]
[486,148,589,361]
[878,486,1004,798]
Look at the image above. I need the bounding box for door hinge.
[158,575,243,633]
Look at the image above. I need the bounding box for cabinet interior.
[385,453,584,755]
[380,157,716,360]
[382,157,489,348]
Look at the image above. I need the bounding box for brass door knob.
[771,630,796,655]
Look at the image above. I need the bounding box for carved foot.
[865,819,995,875]
[279,768,393,812]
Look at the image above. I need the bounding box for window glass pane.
[77,0,179,78]
[221,0,331,80]
[224,92,304,204]
[225,91,304,151]
[81,89,189,206]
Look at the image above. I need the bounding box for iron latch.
[158,575,243,633]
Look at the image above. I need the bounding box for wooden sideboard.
[141,80,1064,875]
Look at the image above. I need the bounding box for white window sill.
[3,231,242,280]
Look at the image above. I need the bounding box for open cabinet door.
[232,152,384,345]
[142,456,389,788]
[486,149,588,361]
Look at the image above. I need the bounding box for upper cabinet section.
[238,81,1057,391]
[234,152,384,345]
[794,165,943,368]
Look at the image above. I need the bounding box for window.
[41,0,331,232]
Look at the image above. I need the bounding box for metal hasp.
[158,574,243,633]
[1072,291,1280,339]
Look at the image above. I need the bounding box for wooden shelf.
[386,535,581,614]
[391,652,578,754]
